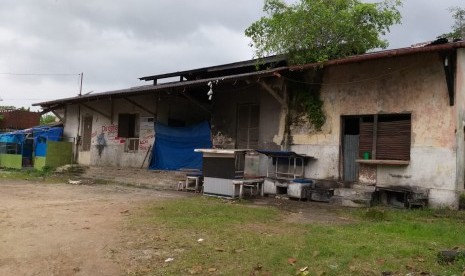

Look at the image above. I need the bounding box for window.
[118,114,139,152]
[118,114,138,138]
[359,114,411,161]
[125,138,139,152]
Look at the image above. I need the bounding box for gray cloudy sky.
[0,0,462,110]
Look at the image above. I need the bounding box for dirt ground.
[0,179,350,276]
[0,181,186,276]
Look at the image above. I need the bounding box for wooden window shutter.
[376,119,411,160]
[359,121,373,158]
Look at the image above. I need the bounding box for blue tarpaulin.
[0,130,26,144]
[0,126,63,155]
[33,127,63,156]
[149,121,212,171]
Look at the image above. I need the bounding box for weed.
[0,167,68,183]
[363,208,388,221]
[459,193,465,210]
[125,198,465,275]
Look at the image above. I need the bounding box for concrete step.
[333,188,374,200]
[330,186,375,208]
[309,189,334,202]
[83,166,188,190]
[329,196,372,208]
[351,184,376,191]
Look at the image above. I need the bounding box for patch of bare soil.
[0,177,354,276]
[0,181,185,276]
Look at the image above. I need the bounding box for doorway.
[342,116,360,182]
[22,137,34,167]
[82,115,93,151]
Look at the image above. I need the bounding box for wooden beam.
[372,114,378,160]
[40,104,64,115]
[123,97,156,117]
[51,110,64,122]
[181,92,212,113]
[442,52,456,106]
[110,98,114,124]
[80,103,111,120]
[260,81,285,107]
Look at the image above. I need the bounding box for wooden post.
[372,114,378,160]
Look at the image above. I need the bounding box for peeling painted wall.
[287,52,462,207]
[65,93,209,168]
[455,49,465,195]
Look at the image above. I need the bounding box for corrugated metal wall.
[344,135,359,182]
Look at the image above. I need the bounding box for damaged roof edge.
[138,55,286,81]
[34,41,465,108]
[33,67,288,107]
[289,41,465,71]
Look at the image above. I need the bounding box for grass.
[0,166,82,183]
[125,197,465,276]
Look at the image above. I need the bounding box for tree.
[245,0,402,65]
[40,114,57,125]
[441,7,465,40]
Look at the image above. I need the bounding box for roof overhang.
[34,41,465,109]
[33,67,288,108]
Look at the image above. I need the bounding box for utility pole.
[79,72,83,96]
[75,72,83,163]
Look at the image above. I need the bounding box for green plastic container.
[363,152,371,160]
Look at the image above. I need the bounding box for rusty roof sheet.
[33,67,288,107]
[139,55,286,82]
[289,41,465,71]
[34,41,465,108]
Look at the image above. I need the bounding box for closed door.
[343,135,359,182]
[82,115,93,151]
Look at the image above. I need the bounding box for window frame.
[118,113,140,153]
[359,113,411,161]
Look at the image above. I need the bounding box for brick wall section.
[0,110,41,130]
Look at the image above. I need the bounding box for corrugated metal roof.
[33,67,287,107]
[289,41,465,71]
[139,55,286,82]
[34,41,465,108]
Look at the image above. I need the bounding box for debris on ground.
[287,258,297,265]
[68,179,82,185]
[438,249,465,264]
[188,265,203,274]
[55,164,86,174]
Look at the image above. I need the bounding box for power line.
[0,72,80,76]
[2,98,56,101]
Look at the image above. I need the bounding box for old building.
[34,41,465,208]
[0,108,41,132]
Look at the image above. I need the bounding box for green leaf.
[245,0,402,65]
